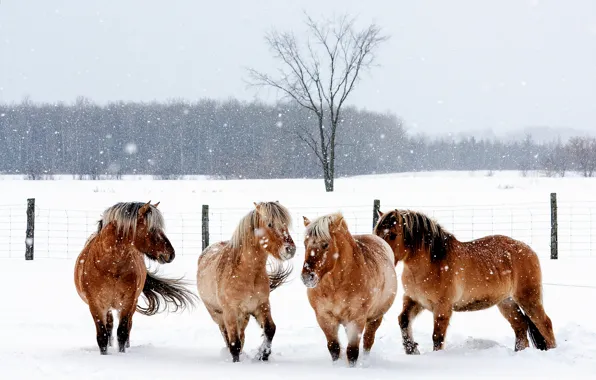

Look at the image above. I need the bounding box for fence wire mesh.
[0,198,594,259]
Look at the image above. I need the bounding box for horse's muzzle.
[301,271,319,288]
[160,251,175,264]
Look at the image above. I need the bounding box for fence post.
[550,193,558,260]
[26,198,35,260]
[372,199,381,231]
[202,204,209,251]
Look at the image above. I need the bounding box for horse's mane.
[224,201,294,290]
[229,201,292,250]
[304,212,342,241]
[306,212,384,269]
[97,202,164,237]
[378,209,454,262]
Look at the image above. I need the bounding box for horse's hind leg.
[398,296,424,354]
[89,304,109,355]
[515,290,556,350]
[497,298,529,351]
[363,317,383,354]
[254,302,276,361]
[117,304,135,353]
[106,311,114,347]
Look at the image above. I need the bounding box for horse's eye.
[322,242,329,249]
[268,223,273,228]
[389,233,397,240]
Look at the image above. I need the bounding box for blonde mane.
[98,202,165,237]
[305,212,344,241]
[229,202,292,250]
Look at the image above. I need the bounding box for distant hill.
[442,126,594,144]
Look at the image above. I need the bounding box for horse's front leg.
[315,311,340,362]
[398,295,424,354]
[346,318,366,367]
[223,308,243,362]
[432,306,453,351]
[254,301,276,361]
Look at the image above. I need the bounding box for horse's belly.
[452,297,501,312]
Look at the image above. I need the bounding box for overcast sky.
[1,0,595,135]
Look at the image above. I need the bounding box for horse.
[301,212,397,367]
[197,201,296,362]
[74,201,197,355]
[373,208,556,354]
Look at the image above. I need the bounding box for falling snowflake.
[124,143,138,155]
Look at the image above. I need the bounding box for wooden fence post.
[202,204,209,251]
[550,193,558,260]
[26,198,35,260]
[372,199,381,231]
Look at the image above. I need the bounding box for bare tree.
[567,136,596,177]
[247,13,389,191]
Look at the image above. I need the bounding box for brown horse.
[197,201,296,362]
[74,201,197,355]
[301,213,397,366]
[374,209,556,354]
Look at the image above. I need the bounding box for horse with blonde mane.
[197,201,296,362]
[74,201,197,355]
[374,209,556,354]
[301,212,397,367]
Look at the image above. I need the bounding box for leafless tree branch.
[246,12,388,191]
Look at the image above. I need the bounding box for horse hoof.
[232,355,240,363]
[405,344,420,355]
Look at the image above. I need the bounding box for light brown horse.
[301,213,397,366]
[74,201,197,355]
[197,201,296,362]
[374,209,556,354]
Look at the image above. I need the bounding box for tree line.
[0,98,594,179]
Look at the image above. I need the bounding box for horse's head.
[373,209,406,263]
[254,201,296,261]
[134,201,175,264]
[301,213,347,288]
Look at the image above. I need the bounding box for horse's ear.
[153,201,160,208]
[139,201,151,216]
[303,216,311,227]
[330,214,345,232]
[377,209,384,218]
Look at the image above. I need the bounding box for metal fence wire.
[0,197,595,259]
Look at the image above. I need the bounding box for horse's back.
[464,234,541,271]
[354,234,396,268]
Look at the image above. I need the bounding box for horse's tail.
[137,269,198,316]
[267,259,292,292]
[522,311,548,351]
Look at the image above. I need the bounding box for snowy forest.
[0,98,594,179]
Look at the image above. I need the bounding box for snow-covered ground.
[0,171,595,379]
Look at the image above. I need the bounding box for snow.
[0,171,595,378]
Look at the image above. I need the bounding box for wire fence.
[0,197,595,259]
